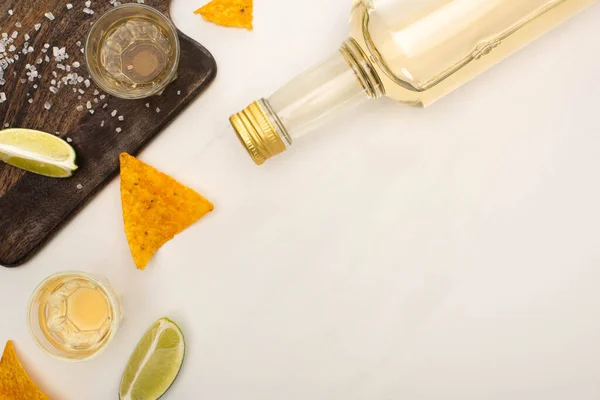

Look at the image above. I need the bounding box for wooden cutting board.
[0,0,217,267]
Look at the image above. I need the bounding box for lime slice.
[119,318,185,400]
[0,128,78,178]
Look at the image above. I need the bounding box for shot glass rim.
[27,270,121,362]
[85,3,181,99]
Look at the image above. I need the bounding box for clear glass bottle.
[230,0,597,165]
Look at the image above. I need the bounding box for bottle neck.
[230,38,383,165]
[267,38,384,142]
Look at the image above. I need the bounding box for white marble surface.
[2,1,600,399]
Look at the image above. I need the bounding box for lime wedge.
[0,128,78,178]
[119,318,185,400]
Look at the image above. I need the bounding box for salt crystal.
[76,41,82,47]
[118,115,124,121]
[76,184,83,190]
[15,22,22,28]
[83,8,94,15]
[49,86,58,94]
[44,102,52,110]
[11,31,18,39]
[28,98,33,104]
[66,4,73,10]
[85,0,92,7]
[86,101,92,109]
[78,89,84,94]
[116,127,122,133]
[0,92,6,103]
[76,105,84,111]
[177,90,181,96]
[34,24,41,31]
[66,137,73,143]
[156,107,161,113]
[45,12,55,21]
[89,109,94,114]
[93,89,99,96]
[101,120,105,127]
[4,123,9,127]
[24,34,30,41]
[72,61,80,68]
[102,103,108,109]
[33,84,38,89]
[111,110,117,117]
[84,79,90,87]
[8,10,13,16]
[145,103,150,108]
[99,95,106,100]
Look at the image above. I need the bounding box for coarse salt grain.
[44,102,52,110]
[111,110,117,117]
[116,127,122,133]
[66,137,73,143]
[45,12,55,21]
[66,4,73,10]
[76,184,83,190]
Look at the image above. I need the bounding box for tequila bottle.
[230,0,596,165]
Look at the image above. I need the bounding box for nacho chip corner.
[194,0,253,30]
[0,341,50,400]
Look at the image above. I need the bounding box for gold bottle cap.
[229,100,286,165]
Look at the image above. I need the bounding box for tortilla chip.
[194,0,253,30]
[120,153,214,270]
[0,341,49,400]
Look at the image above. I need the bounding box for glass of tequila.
[27,271,122,361]
[85,4,180,99]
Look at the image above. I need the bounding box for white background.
[2,1,600,399]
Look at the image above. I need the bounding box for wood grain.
[0,0,217,267]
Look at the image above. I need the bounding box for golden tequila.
[28,271,121,361]
[231,0,597,164]
[86,4,180,99]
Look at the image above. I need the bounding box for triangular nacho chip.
[194,0,253,30]
[120,153,214,270]
[0,341,50,400]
